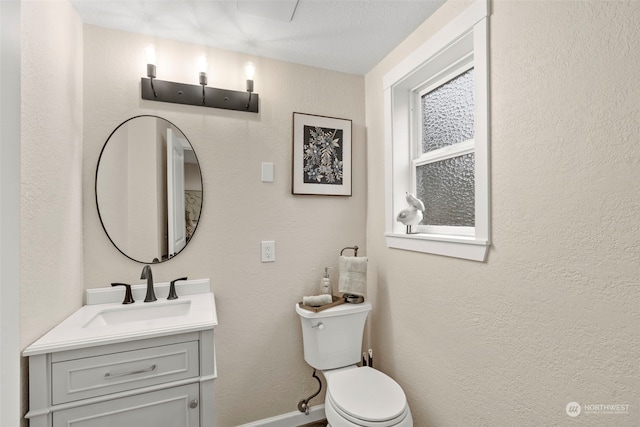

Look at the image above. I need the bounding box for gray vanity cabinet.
[26,331,215,427]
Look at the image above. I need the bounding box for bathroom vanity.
[23,279,217,427]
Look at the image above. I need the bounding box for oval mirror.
[96,115,203,263]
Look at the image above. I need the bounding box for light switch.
[261,162,274,182]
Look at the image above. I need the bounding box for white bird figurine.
[405,192,425,211]
[396,192,425,234]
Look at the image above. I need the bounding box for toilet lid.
[327,367,407,423]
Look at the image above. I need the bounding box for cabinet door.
[53,384,199,427]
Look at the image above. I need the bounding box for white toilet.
[296,301,412,427]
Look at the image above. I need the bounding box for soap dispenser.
[321,267,333,295]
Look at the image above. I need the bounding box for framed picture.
[292,112,352,196]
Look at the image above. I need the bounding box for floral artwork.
[293,113,352,196]
[302,126,344,185]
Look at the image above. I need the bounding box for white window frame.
[383,0,490,261]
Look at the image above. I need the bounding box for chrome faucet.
[141,265,157,302]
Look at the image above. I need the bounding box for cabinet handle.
[189,399,199,409]
[104,364,156,379]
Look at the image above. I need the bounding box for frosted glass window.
[422,68,475,153]
[416,153,475,227]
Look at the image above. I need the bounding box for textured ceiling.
[69,0,444,75]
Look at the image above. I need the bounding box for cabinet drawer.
[53,383,200,427]
[52,341,199,404]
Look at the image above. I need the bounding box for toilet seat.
[325,367,409,427]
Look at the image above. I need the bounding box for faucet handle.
[168,277,188,300]
[111,283,135,304]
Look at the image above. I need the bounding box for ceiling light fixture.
[141,48,259,113]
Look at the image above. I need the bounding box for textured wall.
[20,0,84,423]
[20,0,85,349]
[365,1,640,426]
[81,26,366,425]
[1,1,22,425]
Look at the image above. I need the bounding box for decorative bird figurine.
[405,192,425,211]
[396,192,426,234]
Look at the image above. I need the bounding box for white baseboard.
[238,404,325,427]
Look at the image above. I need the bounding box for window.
[415,66,476,236]
[383,0,489,261]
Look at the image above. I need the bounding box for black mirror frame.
[95,115,204,264]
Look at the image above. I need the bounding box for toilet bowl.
[323,366,412,427]
[295,302,413,427]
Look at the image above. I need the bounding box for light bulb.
[145,45,157,79]
[144,45,158,96]
[245,62,255,80]
[145,45,156,66]
[198,54,208,87]
[245,62,255,93]
[198,54,208,74]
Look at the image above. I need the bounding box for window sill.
[385,232,489,261]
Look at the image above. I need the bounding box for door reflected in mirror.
[96,116,203,263]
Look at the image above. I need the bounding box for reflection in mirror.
[96,116,203,263]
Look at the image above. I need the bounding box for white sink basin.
[23,279,217,356]
[83,300,192,327]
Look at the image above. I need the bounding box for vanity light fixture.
[141,49,259,113]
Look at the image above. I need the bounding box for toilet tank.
[296,302,372,370]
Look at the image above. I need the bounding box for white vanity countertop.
[23,278,217,356]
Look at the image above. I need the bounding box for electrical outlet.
[261,241,275,262]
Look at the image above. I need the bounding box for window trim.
[383,0,490,261]
[414,139,475,167]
